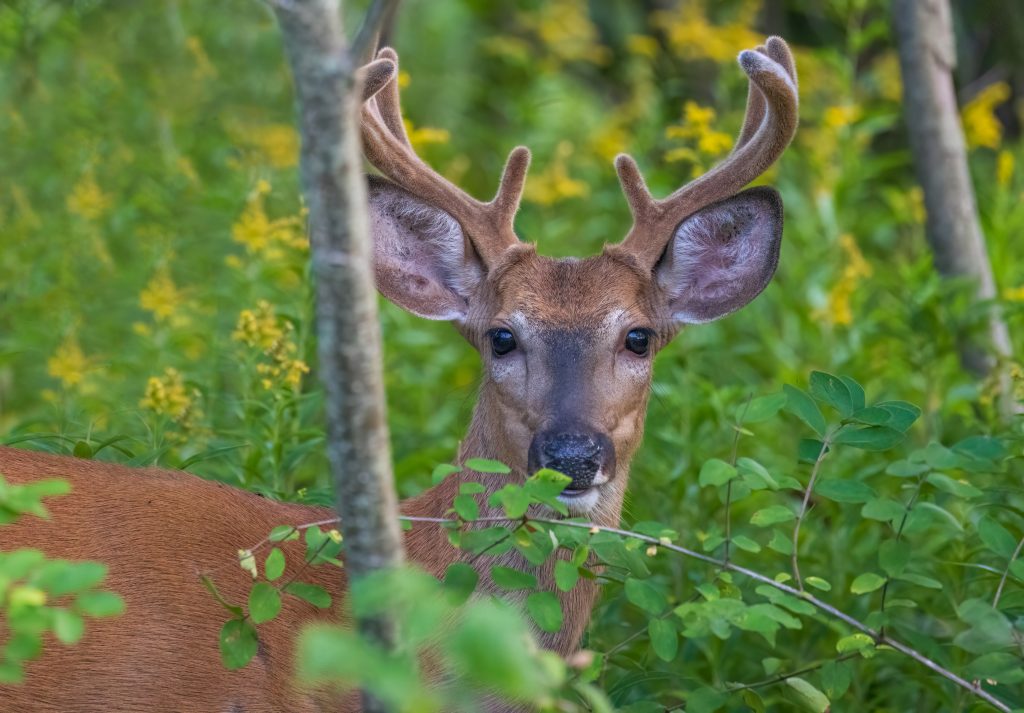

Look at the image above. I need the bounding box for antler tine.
[359,48,526,267]
[615,37,799,270]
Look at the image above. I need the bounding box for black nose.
[528,429,615,491]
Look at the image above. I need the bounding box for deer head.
[359,40,798,522]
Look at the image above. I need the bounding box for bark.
[272,1,404,710]
[892,0,1016,415]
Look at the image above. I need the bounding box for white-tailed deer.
[1,38,797,712]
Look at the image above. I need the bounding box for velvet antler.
[613,37,799,270]
[359,48,531,268]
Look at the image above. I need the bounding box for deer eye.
[489,328,517,356]
[624,329,651,356]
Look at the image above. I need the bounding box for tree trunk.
[272,1,404,710]
[892,0,1016,416]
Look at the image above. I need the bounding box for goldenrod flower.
[519,0,611,66]
[815,234,873,327]
[233,301,284,350]
[652,2,762,62]
[47,336,89,389]
[140,367,200,426]
[823,105,861,130]
[626,34,659,59]
[403,119,450,153]
[231,182,307,260]
[996,150,1015,188]
[139,269,184,321]
[66,171,112,221]
[962,82,1010,150]
[665,101,732,172]
[523,141,589,206]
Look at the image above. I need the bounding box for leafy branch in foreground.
[209,372,1022,713]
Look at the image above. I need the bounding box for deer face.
[360,40,797,516]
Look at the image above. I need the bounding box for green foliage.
[0,474,124,683]
[3,1,1024,710]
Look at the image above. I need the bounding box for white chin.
[556,487,601,515]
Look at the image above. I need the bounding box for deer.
[0,37,798,713]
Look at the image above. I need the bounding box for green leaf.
[785,677,830,713]
[742,392,787,423]
[443,562,478,604]
[624,577,667,614]
[74,590,124,618]
[821,660,852,699]
[840,376,866,411]
[453,494,479,521]
[850,406,891,426]
[861,497,905,523]
[554,560,579,592]
[814,479,876,503]
[269,525,299,542]
[750,505,795,527]
[805,576,831,591]
[810,371,853,417]
[895,572,942,589]
[833,425,904,451]
[978,517,1017,558]
[72,440,93,459]
[465,458,511,474]
[525,591,563,632]
[489,484,530,519]
[737,457,778,490]
[459,482,485,495]
[698,459,737,487]
[836,633,875,654]
[875,401,921,432]
[284,582,332,608]
[265,548,286,581]
[686,687,728,713]
[432,463,462,485]
[36,561,107,596]
[783,384,826,436]
[926,473,982,499]
[850,572,886,594]
[732,535,761,553]
[491,566,537,590]
[200,575,244,618]
[248,582,282,624]
[52,609,84,644]
[886,460,929,477]
[219,618,258,670]
[648,618,678,661]
[878,540,910,577]
[797,438,828,464]
[768,529,793,555]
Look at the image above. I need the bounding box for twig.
[726,652,860,693]
[351,0,401,63]
[878,471,927,632]
[791,432,833,590]
[723,394,752,566]
[993,534,1024,608]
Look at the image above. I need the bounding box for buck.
[1,38,797,712]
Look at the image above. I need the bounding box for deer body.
[0,38,797,712]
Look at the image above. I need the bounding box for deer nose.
[528,430,614,492]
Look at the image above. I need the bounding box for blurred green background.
[2,0,1024,709]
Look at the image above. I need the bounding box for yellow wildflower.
[1004,285,1024,302]
[140,367,201,426]
[403,119,450,153]
[664,101,732,172]
[139,269,184,321]
[872,51,903,103]
[231,182,307,260]
[523,141,589,206]
[997,150,1014,188]
[823,105,862,130]
[815,234,872,327]
[962,82,1010,150]
[47,336,89,389]
[233,300,284,350]
[626,34,659,59]
[589,123,628,163]
[66,171,112,221]
[185,36,216,79]
[519,0,611,66]
[234,123,300,168]
[397,70,411,89]
[652,1,762,62]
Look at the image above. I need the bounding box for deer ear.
[368,176,484,321]
[655,186,783,324]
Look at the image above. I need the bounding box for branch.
[351,0,401,63]
[792,432,833,590]
[271,1,404,710]
[993,534,1024,608]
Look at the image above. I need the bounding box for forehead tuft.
[493,254,652,326]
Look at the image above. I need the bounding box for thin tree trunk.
[892,0,1016,415]
[272,1,404,711]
